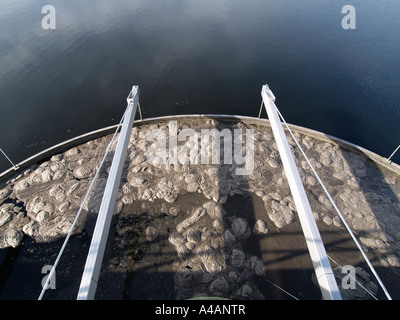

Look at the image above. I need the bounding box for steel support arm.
[77,86,139,300]
[261,84,341,300]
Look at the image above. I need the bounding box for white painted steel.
[77,86,139,300]
[261,84,341,300]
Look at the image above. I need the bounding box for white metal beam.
[77,86,139,300]
[261,84,341,300]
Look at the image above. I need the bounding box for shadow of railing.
[284,122,400,300]
[8,116,396,300]
[334,144,400,299]
[92,118,325,300]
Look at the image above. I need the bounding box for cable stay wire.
[264,278,299,300]
[387,144,400,163]
[259,99,392,300]
[0,147,19,170]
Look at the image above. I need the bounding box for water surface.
[0,0,399,170]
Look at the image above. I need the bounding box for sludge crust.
[0,116,399,299]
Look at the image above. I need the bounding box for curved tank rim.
[1,114,399,183]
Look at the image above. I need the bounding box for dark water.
[0,0,399,171]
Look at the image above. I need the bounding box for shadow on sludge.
[1,119,399,300]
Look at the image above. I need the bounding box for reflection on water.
[0,1,399,172]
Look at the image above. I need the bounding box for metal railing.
[260,84,392,300]
[261,84,342,300]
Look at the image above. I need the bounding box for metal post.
[261,84,341,300]
[257,100,264,119]
[77,86,139,300]
[137,101,143,121]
